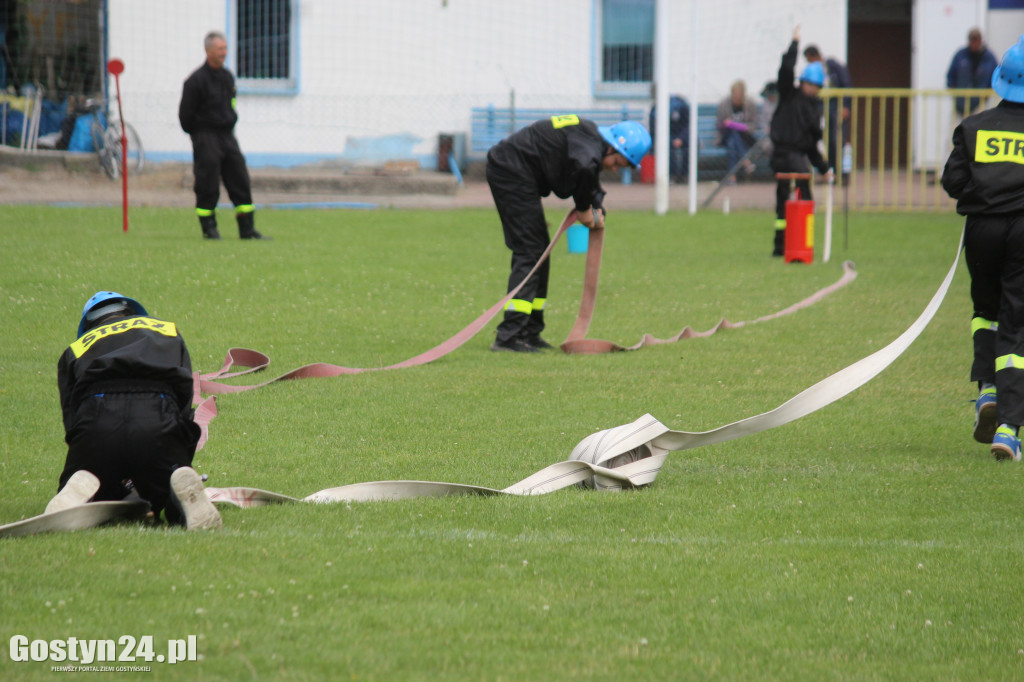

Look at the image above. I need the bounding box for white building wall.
[107,0,847,167]
[672,1,846,107]
[106,0,228,162]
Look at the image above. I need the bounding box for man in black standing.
[947,28,999,119]
[179,31,269,240]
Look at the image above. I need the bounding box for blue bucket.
[566,224,589,254]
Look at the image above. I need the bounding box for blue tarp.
[67,112,104,152]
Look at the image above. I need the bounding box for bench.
[695,103,726,165]
[469,105,647,158]
[467,103,766,182]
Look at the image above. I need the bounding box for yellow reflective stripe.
[231,97,237,110]
[70,317,178,359]
[995,424,1018,437]
[806,214,815,247]
[504,299,532,314]
[774,219,787,229]
[235,204,255,214]
[995,354,1024,372]
[974,130,1024,164]
[550,114,580,129]
[196,208,214,217]
[972,316,998,336]
[532,298,547,310]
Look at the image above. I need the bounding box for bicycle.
[84,99,144,180]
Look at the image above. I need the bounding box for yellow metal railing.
[820,87,994,211]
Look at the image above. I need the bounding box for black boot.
[199,215,221,240]
[237,212,270,240]
[772,229,785,257]
[526,309,552,349]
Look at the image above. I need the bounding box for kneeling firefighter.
[48,291,221,530]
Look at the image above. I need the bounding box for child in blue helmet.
[942,35,1024,461]
[486,117,651,353]
[47,292,221,529]
[768,26,834,257]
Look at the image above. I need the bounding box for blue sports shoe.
[991,425,1021,462]
[974,388,998,443]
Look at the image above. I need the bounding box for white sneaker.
[44,470,101,514]
[170,467,222,531]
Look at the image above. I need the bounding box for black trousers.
[770,148,813,221]
[964,214,1024,426]
[486,164,550,343]
[191,129,253,211]
[58,392,201,523]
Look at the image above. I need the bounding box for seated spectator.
[715,80,759,179]
[648,94,690,181]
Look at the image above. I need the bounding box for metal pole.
[107,58,128,233]
[654,0,669,215]
[116,77,127,232]
[823,176,834,263]
[687,0,698,215]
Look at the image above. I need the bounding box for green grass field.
[2,202,1022,681]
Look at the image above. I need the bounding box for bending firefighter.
[179,30,268,240]
[942,35,1024,461]
[48,292,221,529]
[486,116,651,352]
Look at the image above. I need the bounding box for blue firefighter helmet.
[78,291,148,337]
[993,35,1024,103]
[800,62,826,87]
[598,120,652,168]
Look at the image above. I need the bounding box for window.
[232,0,298,93]
[596,0,654,96]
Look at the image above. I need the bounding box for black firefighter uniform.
[486,115,608,345]
[942,100,1024,427]
[56,315,201,523]
[178,61,256,236]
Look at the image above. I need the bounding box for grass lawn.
[2,202,1022,681]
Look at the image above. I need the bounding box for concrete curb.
[0,148,776,211]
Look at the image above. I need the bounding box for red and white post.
[107,58,128,232]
